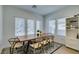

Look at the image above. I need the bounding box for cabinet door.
[66,39,79,50]
[67,29,77,39]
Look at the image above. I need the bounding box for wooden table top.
[18,33,54,42]
[8,33,54,42]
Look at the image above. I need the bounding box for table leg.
[26,40,31,53]
[22,41,30,53]
[52,37,54,48]
[22,41,26,53]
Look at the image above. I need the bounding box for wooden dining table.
[9,33,54,53]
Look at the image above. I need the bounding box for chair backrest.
[8,37,20,46]
[47,35,54,41]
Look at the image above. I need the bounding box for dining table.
[9,33,54,54]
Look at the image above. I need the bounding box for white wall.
[2,6,43,48]
[45,5,79,44]
[0,6,3,47]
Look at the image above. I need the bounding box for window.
[27,19,35,35]
[57,18,66,36]
[47,20,56,34]
[15,17,25,36]
[36,20,41,32]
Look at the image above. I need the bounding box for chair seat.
[41,40,49,45]
[30,43,42,49]
[14,43,23,48]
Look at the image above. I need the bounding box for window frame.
[15,17,25,37]
[57,18,66,36]
[47,19,56,34]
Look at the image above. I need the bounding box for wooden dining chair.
[40,36,54,53]
[29,38,44,54]
[18,36,28,52]
[48,36,54,48]
[40,36,50,53]
[8,37,23,54]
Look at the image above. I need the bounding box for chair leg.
[12,48,14,54]
[10,47,14,54]
[53,41,54,48]
[42,45,46,53]
[10,47,12,54]
[50,41,54,48]
[33,49,36,54]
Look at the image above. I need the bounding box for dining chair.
[8,37,23,54]
[40,36,54,53]
[40,36,50,53]
[29,38,43,54]
[48,36,54,48]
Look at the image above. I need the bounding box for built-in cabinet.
[66,15,79,50]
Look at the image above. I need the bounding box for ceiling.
[14,5,67,15]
